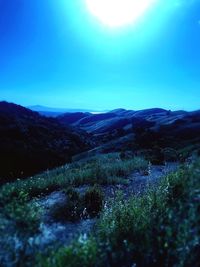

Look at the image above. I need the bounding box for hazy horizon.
[1,100,200,113]
[0,0,200,110]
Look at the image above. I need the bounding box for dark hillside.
[0,102,92,183]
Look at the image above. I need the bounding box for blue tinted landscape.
[0,1,200,266]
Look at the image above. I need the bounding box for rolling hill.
[58,108,200,159]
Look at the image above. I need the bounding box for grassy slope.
[0,153,147,235]
[0,154,199,267]
[0,153,147,200]
[40,160,200,267]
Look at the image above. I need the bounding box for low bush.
[83,185,104,217]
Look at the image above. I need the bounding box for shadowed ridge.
[0,101,93,183]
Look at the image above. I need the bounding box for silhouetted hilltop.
[0,102,92,183]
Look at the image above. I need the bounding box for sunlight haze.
[0,0,200,110]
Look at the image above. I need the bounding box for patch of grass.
[38,236,98,267]
[0,191,40,234]
[39,160,200,267]
[0,153,148,203]
[0,152,147,250]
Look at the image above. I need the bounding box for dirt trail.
[127,162,178,195]
[103,162,179,199]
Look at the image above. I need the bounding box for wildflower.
[78,233,88,244]
[148,161,152,175]
[83,207,88,217]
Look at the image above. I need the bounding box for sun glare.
[86,0,157,28]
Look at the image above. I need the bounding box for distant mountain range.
[1,101,200,183]
[28,105,102,117]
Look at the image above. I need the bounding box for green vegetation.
[1,152,199,267]
[0,190,40,234]
[38,237,98,267]
[39,160,200,267]
[0,153,147,236]
[0,153,148,201]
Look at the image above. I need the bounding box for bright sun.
[86,0,157,28]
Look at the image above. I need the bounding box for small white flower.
[78,233,88,244]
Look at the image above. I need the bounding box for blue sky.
[0,0,200,110]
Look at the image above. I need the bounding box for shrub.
[83,185,104,217]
